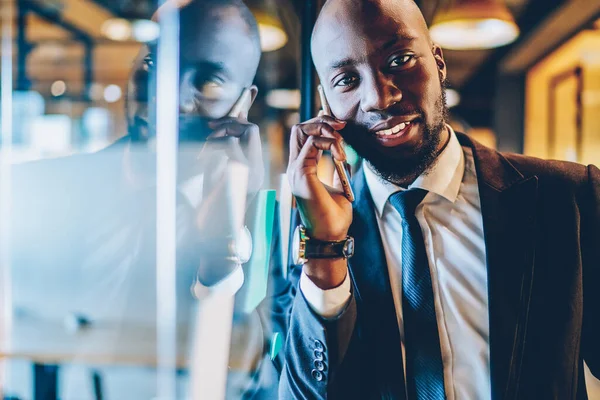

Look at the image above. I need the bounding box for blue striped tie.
[389,189,446,400]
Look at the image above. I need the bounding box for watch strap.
[305,240,349,259]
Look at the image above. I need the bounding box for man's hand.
[193,116,263,237]
[192,116,262,285]
[287,115,353,289]
[201,116,263,195]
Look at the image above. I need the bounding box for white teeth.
[391,123,404,134]
[376,121,411,136]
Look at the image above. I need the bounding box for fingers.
[301,116,346,136]
[208,116,247,127]
[289,117,346,162]
[201,120,263,193]
[310,115,346,127]
[207,118,250,138]
[204,120,260,164]
[296,136,345,168]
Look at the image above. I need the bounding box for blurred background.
[0,0,599,398]
[2,0,599,182]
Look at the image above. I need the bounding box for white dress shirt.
[301,127,492,400]
[179,172,245,298]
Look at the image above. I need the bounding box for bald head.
[153,0,262,78]
[312,0,430,75]
[127,0,262,140]
[308,0,449,186]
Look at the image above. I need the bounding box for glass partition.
[0,0,301,398]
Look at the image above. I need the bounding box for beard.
[340,82,449,187]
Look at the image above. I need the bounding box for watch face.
[235,226,253,264]
[292,226,307,265]
[343,237,355,258]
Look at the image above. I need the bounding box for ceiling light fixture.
[131,19,160,42]
[266,89,300,109]
[50,80,66,97]
[101,18,132,42]
[253,11,288,52]
[430,0,519,50]
[102,18,159,43]
[104,84,122,103]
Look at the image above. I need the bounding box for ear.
[432,45,447,82]
[249,84,259,105]
[237,85,258,119]
[240,85,259,119]
[248,85,258,109]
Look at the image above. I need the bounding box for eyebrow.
[381,34,417,50]
[328,58,356,70]
[193,61,231,78]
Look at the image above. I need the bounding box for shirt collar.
[364,125,465,217]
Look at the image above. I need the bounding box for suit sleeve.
[582,164,600,378]
[278,273,361,400]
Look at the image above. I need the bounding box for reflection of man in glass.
[127,0,263,194]
[9,0,284,398]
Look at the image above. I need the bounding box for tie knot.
[389,188,428,220]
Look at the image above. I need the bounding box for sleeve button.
[314,339,324,351]
[314,360,325,371]
[311,369,324,381]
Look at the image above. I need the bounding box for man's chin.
[346,122,444,185]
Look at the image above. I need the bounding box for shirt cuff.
[300,269,351,319]
[191,265,244,300]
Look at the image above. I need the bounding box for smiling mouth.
[373,121,413,139]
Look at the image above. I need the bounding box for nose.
[360,72,402,113]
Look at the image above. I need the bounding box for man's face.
[312,0,449,184]
[126,6,259,142]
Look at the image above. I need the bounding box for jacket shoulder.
[500,152,594,192]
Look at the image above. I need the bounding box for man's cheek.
[201,100,238,119]
[330,95,359,121]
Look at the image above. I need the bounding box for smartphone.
[228,88,252,118]
[318,85,355,203]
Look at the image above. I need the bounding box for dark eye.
[334,74,359,88]
[389,54,414,68]
[143,54,154,71]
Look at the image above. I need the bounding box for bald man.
[9,1,286,399]
[280,0,600,399]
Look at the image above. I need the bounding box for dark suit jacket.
[8,138,290,399]
[279,132,600,400]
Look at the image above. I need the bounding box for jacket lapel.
[348,168,406,398]
[458,133,538,400]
